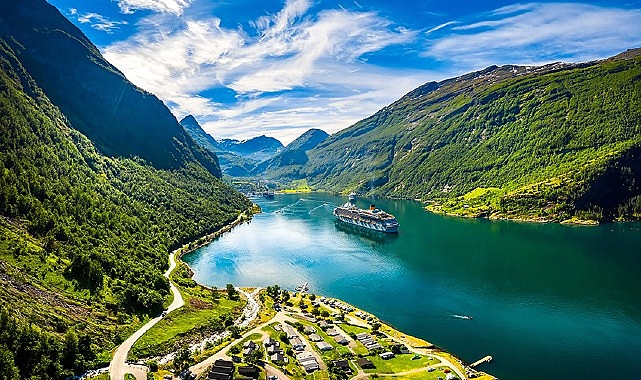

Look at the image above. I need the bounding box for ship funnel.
[370,204,376,210]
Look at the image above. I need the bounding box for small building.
[318,320,332,329]
[267,344,281,355]
[357,357,375,369]
[334,335,348,345]
[355,332,369,340]
[238,365,259,378]
[264,337,277,347]
[302,362,319,372]
[304,325,316,334]
[316,341,333,351]
[271,352,285,363]
[290,337,305,351]
[332,359,351,373]
[379,352,395,360]
[325,328,339,336]
[308,333,323,342]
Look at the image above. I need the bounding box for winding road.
[109,251,185,380]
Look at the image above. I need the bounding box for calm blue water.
[183,193,641,379]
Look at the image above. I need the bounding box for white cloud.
[424,3,641,68]
[102,2,419,143]
[117,0,193,15]
[76,12,128,33]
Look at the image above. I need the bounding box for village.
[171,286,495,380]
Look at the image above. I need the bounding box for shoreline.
[170,206,496,380]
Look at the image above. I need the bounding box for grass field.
[128,262,245,360]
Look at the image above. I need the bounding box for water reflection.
[333,220,399,246]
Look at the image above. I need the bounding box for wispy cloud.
[116,0,194,15]
[76,12,128,33]
[424,3,641,68]
[103,1,420,143]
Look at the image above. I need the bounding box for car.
[161,311,168,317]
[267,376,279,380]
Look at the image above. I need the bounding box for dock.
[470,355,492,368]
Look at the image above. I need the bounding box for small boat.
[348,192,356,202]
[262,191,274,198]
[452,314,473,320]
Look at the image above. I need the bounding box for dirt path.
[109,251,185,380]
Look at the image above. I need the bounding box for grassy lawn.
[380,368,454,379]
[337,323,370,336]
[363,353,436,374]
[128,262,245,359]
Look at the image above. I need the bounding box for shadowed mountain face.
[0,0,220,176]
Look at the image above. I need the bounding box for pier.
[470,355,492,368]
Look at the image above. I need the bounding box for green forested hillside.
[254,128,329,179]
[295,51,641,222]
[0,0,220,174]
[0,32,250,379]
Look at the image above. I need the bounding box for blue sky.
[48,0,641,144]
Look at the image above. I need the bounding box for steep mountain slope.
[219,135,284,162]
[0,2,251,377]
[0,0,220,175]
[254,128,329,178]
[296,51,641,222]
[180,115,256,176]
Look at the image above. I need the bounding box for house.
[304,325,316,334]
[264,337,277,347]
[238,365,259,378]
[296,351,320,372]
[356,357,375,369]
[243,341,257,356]
[267,344,281,355]
[308,333,322,342]
[316,341,333,351]
[318,320,332,329]
[290,337,305,351]
[399,345,410,354]
[379,352,395,360]
[325,328,339,336]
[282,324,298,339]
[355,332,369,340]
[271,352,285,363]
[334,335,348,345]
[302,362,319,372]
[332,359,351,373]
[207,360,234,380]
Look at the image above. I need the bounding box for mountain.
[254,128,329,177]
[0,0,220,176]
[219,135,284,162]
[179,115,258,176]
[180,115,285,176]
[0,1,251,377]
[290,50,641,223]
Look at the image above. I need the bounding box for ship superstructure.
[333,203,399,233]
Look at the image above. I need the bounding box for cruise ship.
[333,203,399,233]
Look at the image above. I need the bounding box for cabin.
[332,359,352,373]
[308,333,323,342]
[379,352,395,360]
[357,357,375,369]
[238,365,259,378]
[290,337,305,351]
[334,335,348,345]
[316,341,333,351]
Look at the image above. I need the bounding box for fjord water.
[183,193,641,379]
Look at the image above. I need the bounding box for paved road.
[109,251,185,380]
